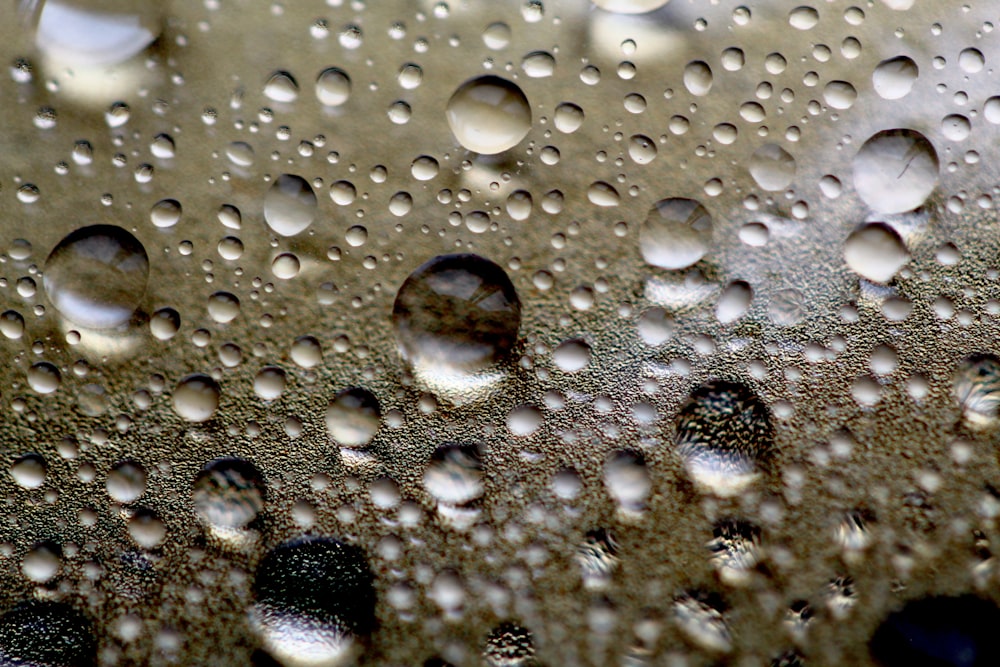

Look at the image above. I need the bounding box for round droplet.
[591,0,671,13]
[22,542,61,583]
[749,144,796,191]
[522,51,555,78]
[507,404,542,436]
[326,387,381,448]
[482,22,512,50]
[853,129,939,214]
[0,602,96,667]
[604,450,650,514]
[150,307,180,340]
[27,362,61,394]
[225,141,255,167]
[264,174,318,237]
[844,223,908,283]
[34,2,160,67]
[392,254,521,378]
[640,198,714,269]
[628,134,657,164]
[959,48,985,74]
[207,291,241,324]
[823,80,857,109]
[150,198,182,228]
[675,380,774,497]
[553,338,591,373]
[708,519,761,586]
[483,622,535,667]
[446,75,531,154]
[43,225,149,329]
[553,103,584,134]
[271,253,301,280]
[10,454,46,489]
[264,70,299,103]
[716,281,753,324]
[251,537,376,667]
[587,181,620,207]
[253,366,286,401]
[329,180,357,206]
[172,373,220,422]
[316,68,351,106]
[290,335,323,368]
[954,355,1000,429]
[424,443,483,506]
[193,458,265,533]
[107,460,147,503]
[941,114,971,142]
[683,61,713,96]
[788,6,819,30]
[872,56,918,100]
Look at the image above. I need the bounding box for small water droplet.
[264,174,318,237]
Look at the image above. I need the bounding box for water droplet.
[853,129,939,214]
[507,404,542,436]
[482,22,512,50]
[749,144,796,191]
[290,336,323,368]
[34,1,160,67]
[941,114,971,142]
[683,61,713,96]
[253,366,286,401]
[521,51,555,78]
[675,380,774,497]
[150,198,182,228]
[107,460,147,503]
[172,373,220,422]
[788,6,819,30]
[27,362,61,394]
[264,175,318,237]
[576,529,619,590]
[251,537,376,667]
[604,450,651,516]
[150,307,181,340]
[673,594,733,653]
[708,519,761,586]
[0,602,95,666]
[483,622,535,667]
[592,0,670,13]
[43,225,149,329]
[553,337,591,373]
[872,56,918,99]
[587,181,620,207]
[715,281,753,324]
[553,102,584,134]
[264,70,299,103]
[193,458,265,536]
[954,355,1000,429]
[640,198,714,270]
[207,291,241,324]
[446,75,531,154]
[958,48,985,74]
[628,134,657,164]
[844,222,909,283]
[316,68,351,106]
[823,80,857,109]
[226,141,255,167]
[392,254,521,381]
[326,387,381,448]
[10,454,46,489]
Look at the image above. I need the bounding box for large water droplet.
[872,56,918,100]
[172,373,220,422]
[193,458,265,537]
[34,0,161,67]
[264,70,299,103]
[445,75,531,154]
[0,601,96,667]
[316,68,351,106]
[954,355,1000,430]
[640,198,714,270]
[264,175,318,237]
[853,129,939,214]
[843,222,908,283]
[251,537,376,667]
[592,0,671,14]
[749,144,796,191]
[392,254,521,383]
[43,225,149,329]
[674,380,774,497]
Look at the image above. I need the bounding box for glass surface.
[0,1,998,665]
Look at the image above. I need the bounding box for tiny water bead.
[392,254,522,380]
[640,198,714,270]
[251,536,377,667]
[0,601,96,667]
[43,224,150,329]
[674,380,774,497]
[192,458,265,535]
[445,75,531,154]
[326,387,381,448]
[264,174,318,237]
[953,355,1000,430]
[852,129,939,214]
[843,223,909,284]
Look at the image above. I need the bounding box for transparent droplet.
[844,222,909,283]
[10,454,46,490]
[392,254,521,381]
[673,594,733,654]
[683,61,713,96]
[172,373,220,422]
[424,443,483,507]
[193,458,265,535]
[26,362,61,394]
[675,380,774,497]
[34,1,161,67]
[853,129,939,214]
[264,70,299,103]
[553,338,591,373]
[43,225,149,329]
[954,355,1000,429]
[749,144,796,191]
[253,366,286,401]
[628,134,657,164]
[326,387,381,448]
[553,103,584,134]
[715,281,753,324]
[150,198,182,228]
[251,537,376,667]
[872,56,918,100]
[264,174,318,237]
[316,67,352,106]
[446,75,532,154]
[107,460,147,503]
[207,291,241,324]
[640,198,714,270]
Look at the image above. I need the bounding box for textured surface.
[1,1,1000,665]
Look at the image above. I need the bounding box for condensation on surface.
[2,1,1000,666]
